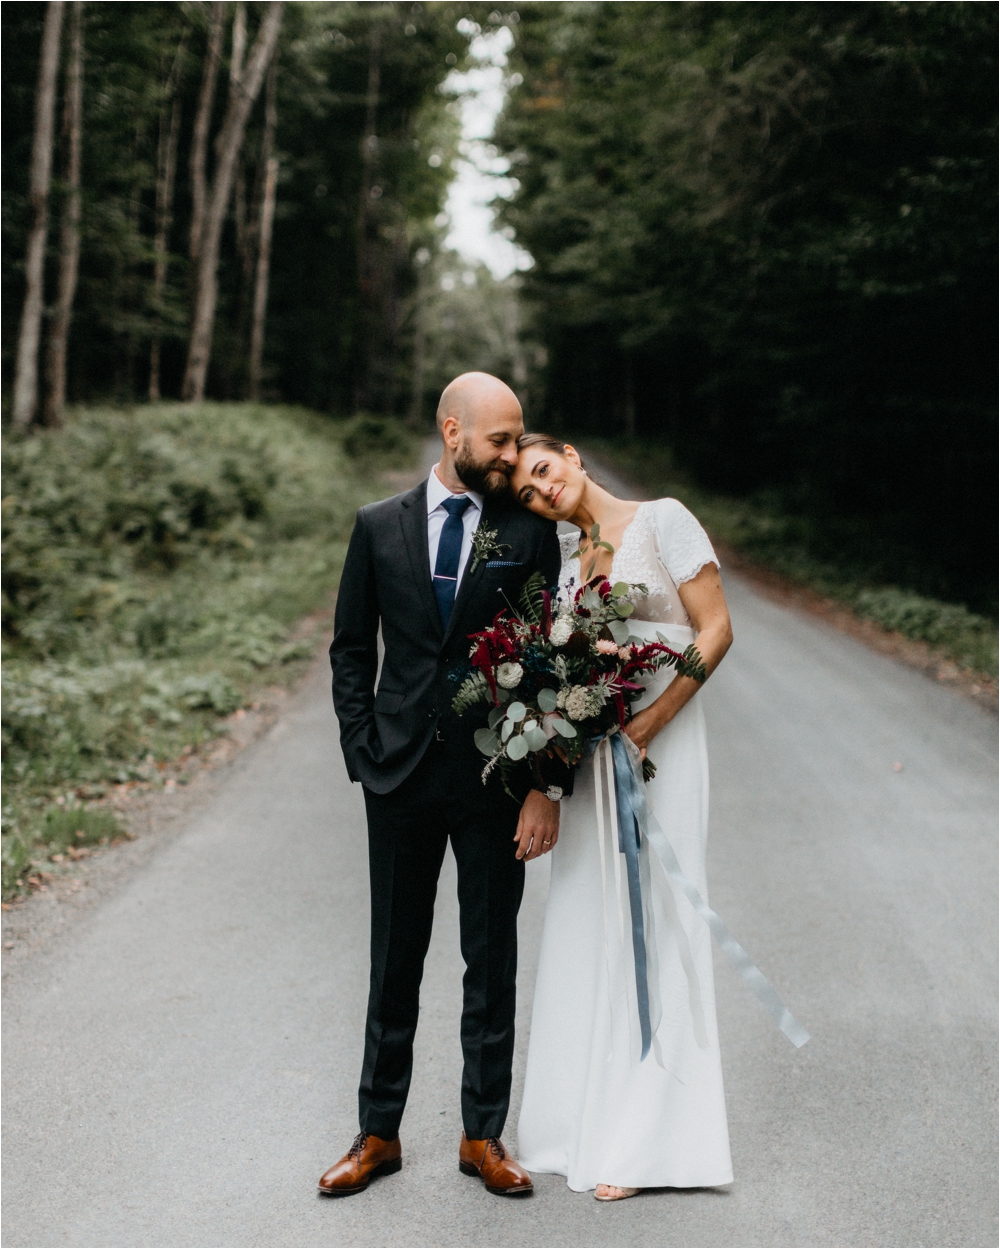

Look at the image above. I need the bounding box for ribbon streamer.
[603,730,811,1054]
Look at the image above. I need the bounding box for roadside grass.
[586,440,997,680]
[2,403,416,899]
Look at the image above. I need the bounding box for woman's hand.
[623,706,662,761]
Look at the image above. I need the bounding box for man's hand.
[514,788,560,861]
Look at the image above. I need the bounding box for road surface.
[3,528,996,1247]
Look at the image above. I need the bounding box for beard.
[454,441,514,496]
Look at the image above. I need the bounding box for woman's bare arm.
[623,563,733,759]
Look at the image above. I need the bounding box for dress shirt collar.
[426,464,483,516]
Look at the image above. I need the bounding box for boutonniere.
[470,524,510,572]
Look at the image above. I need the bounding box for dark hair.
[517,432,569,455]
[516,432,600,485]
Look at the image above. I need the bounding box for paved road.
[3,555,996,1246]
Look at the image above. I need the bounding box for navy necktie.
[433,495,472,626]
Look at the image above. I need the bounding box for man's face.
[453,408,524,496]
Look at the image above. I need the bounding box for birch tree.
[248,60,278,401]
[42,1,83,427]
[12,1,64,430]
[148,34,187,402]
[188,3,224,270]
[183,0,283,403]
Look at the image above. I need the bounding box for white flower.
[564,685,594,720]
[595,639,618,655]
[549,615,573,647]
[617,644,633,660]
[496,662,523,689]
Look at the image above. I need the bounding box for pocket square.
[485,559,523,568]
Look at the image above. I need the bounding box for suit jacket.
[330,479,566,797]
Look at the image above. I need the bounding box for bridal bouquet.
[451,566,706,789]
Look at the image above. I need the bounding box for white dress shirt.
[426,465,483,596]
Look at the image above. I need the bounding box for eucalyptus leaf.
[506,734,529,760]
[506,701,526,722]
[608,618,630,644]
[524,726,548,751]
[501,719,514,742]
[616,601,635,617]
[537,687,558,712]
[474,728,499,756]
[590,523,600,540]
[611,581,630,598]
[488,705,506,729]
[552,717,577,737]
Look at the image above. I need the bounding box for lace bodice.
[557,499,719,626]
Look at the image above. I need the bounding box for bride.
[510,434,735,1201]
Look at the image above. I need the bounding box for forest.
[496,2,997,613]
[4,2,995,611]
[1,4,996,891]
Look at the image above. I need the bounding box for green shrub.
[342,414,413,463]
[853,588,998,674]
[1,402,415,897]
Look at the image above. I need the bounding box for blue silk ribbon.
[607,730,810,1055]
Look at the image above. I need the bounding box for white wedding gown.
[517,499,733,1193]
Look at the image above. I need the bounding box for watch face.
[546,786,563,802]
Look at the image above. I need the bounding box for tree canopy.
[495,2,997,610]
[2,1,474,415]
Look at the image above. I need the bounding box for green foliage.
[497,2,997,613]
[452,670,492,717]
[342,415,415,464]
[41,804,124,853]
[517,570,547,625]
[1,401,416,897]
[2,2,475,411]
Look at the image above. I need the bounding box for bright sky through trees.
[442,22,531,279]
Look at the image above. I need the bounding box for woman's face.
[511,445,586,521]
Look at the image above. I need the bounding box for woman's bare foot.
[594,1184,640,1201]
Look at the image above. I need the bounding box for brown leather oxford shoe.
[317,1131,402,1196]
[459,1132,533,1196]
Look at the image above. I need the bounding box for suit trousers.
[359,737,525,1141]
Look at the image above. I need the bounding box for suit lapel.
[398,481,443,639]
[441,499,517,648]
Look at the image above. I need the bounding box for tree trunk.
[42,0,83,428]
[248,60,278,401]
[408,264,427,426]
[182,1,284,403]
[12,1,64,430]
[230,2,250,271]
[353,24,381,412]
[149,34,186,402]
[189,3,224,268]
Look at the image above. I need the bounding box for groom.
[322,373,566,1198]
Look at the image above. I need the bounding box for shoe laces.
[486,1136,506,1160]
[348,1131,369,1160]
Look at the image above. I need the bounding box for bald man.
[324,374,570,1198]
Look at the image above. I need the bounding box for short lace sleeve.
[654,498,719,586]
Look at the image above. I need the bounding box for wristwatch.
[545,785,564,803]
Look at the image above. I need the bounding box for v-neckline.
[576,501,649,582]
